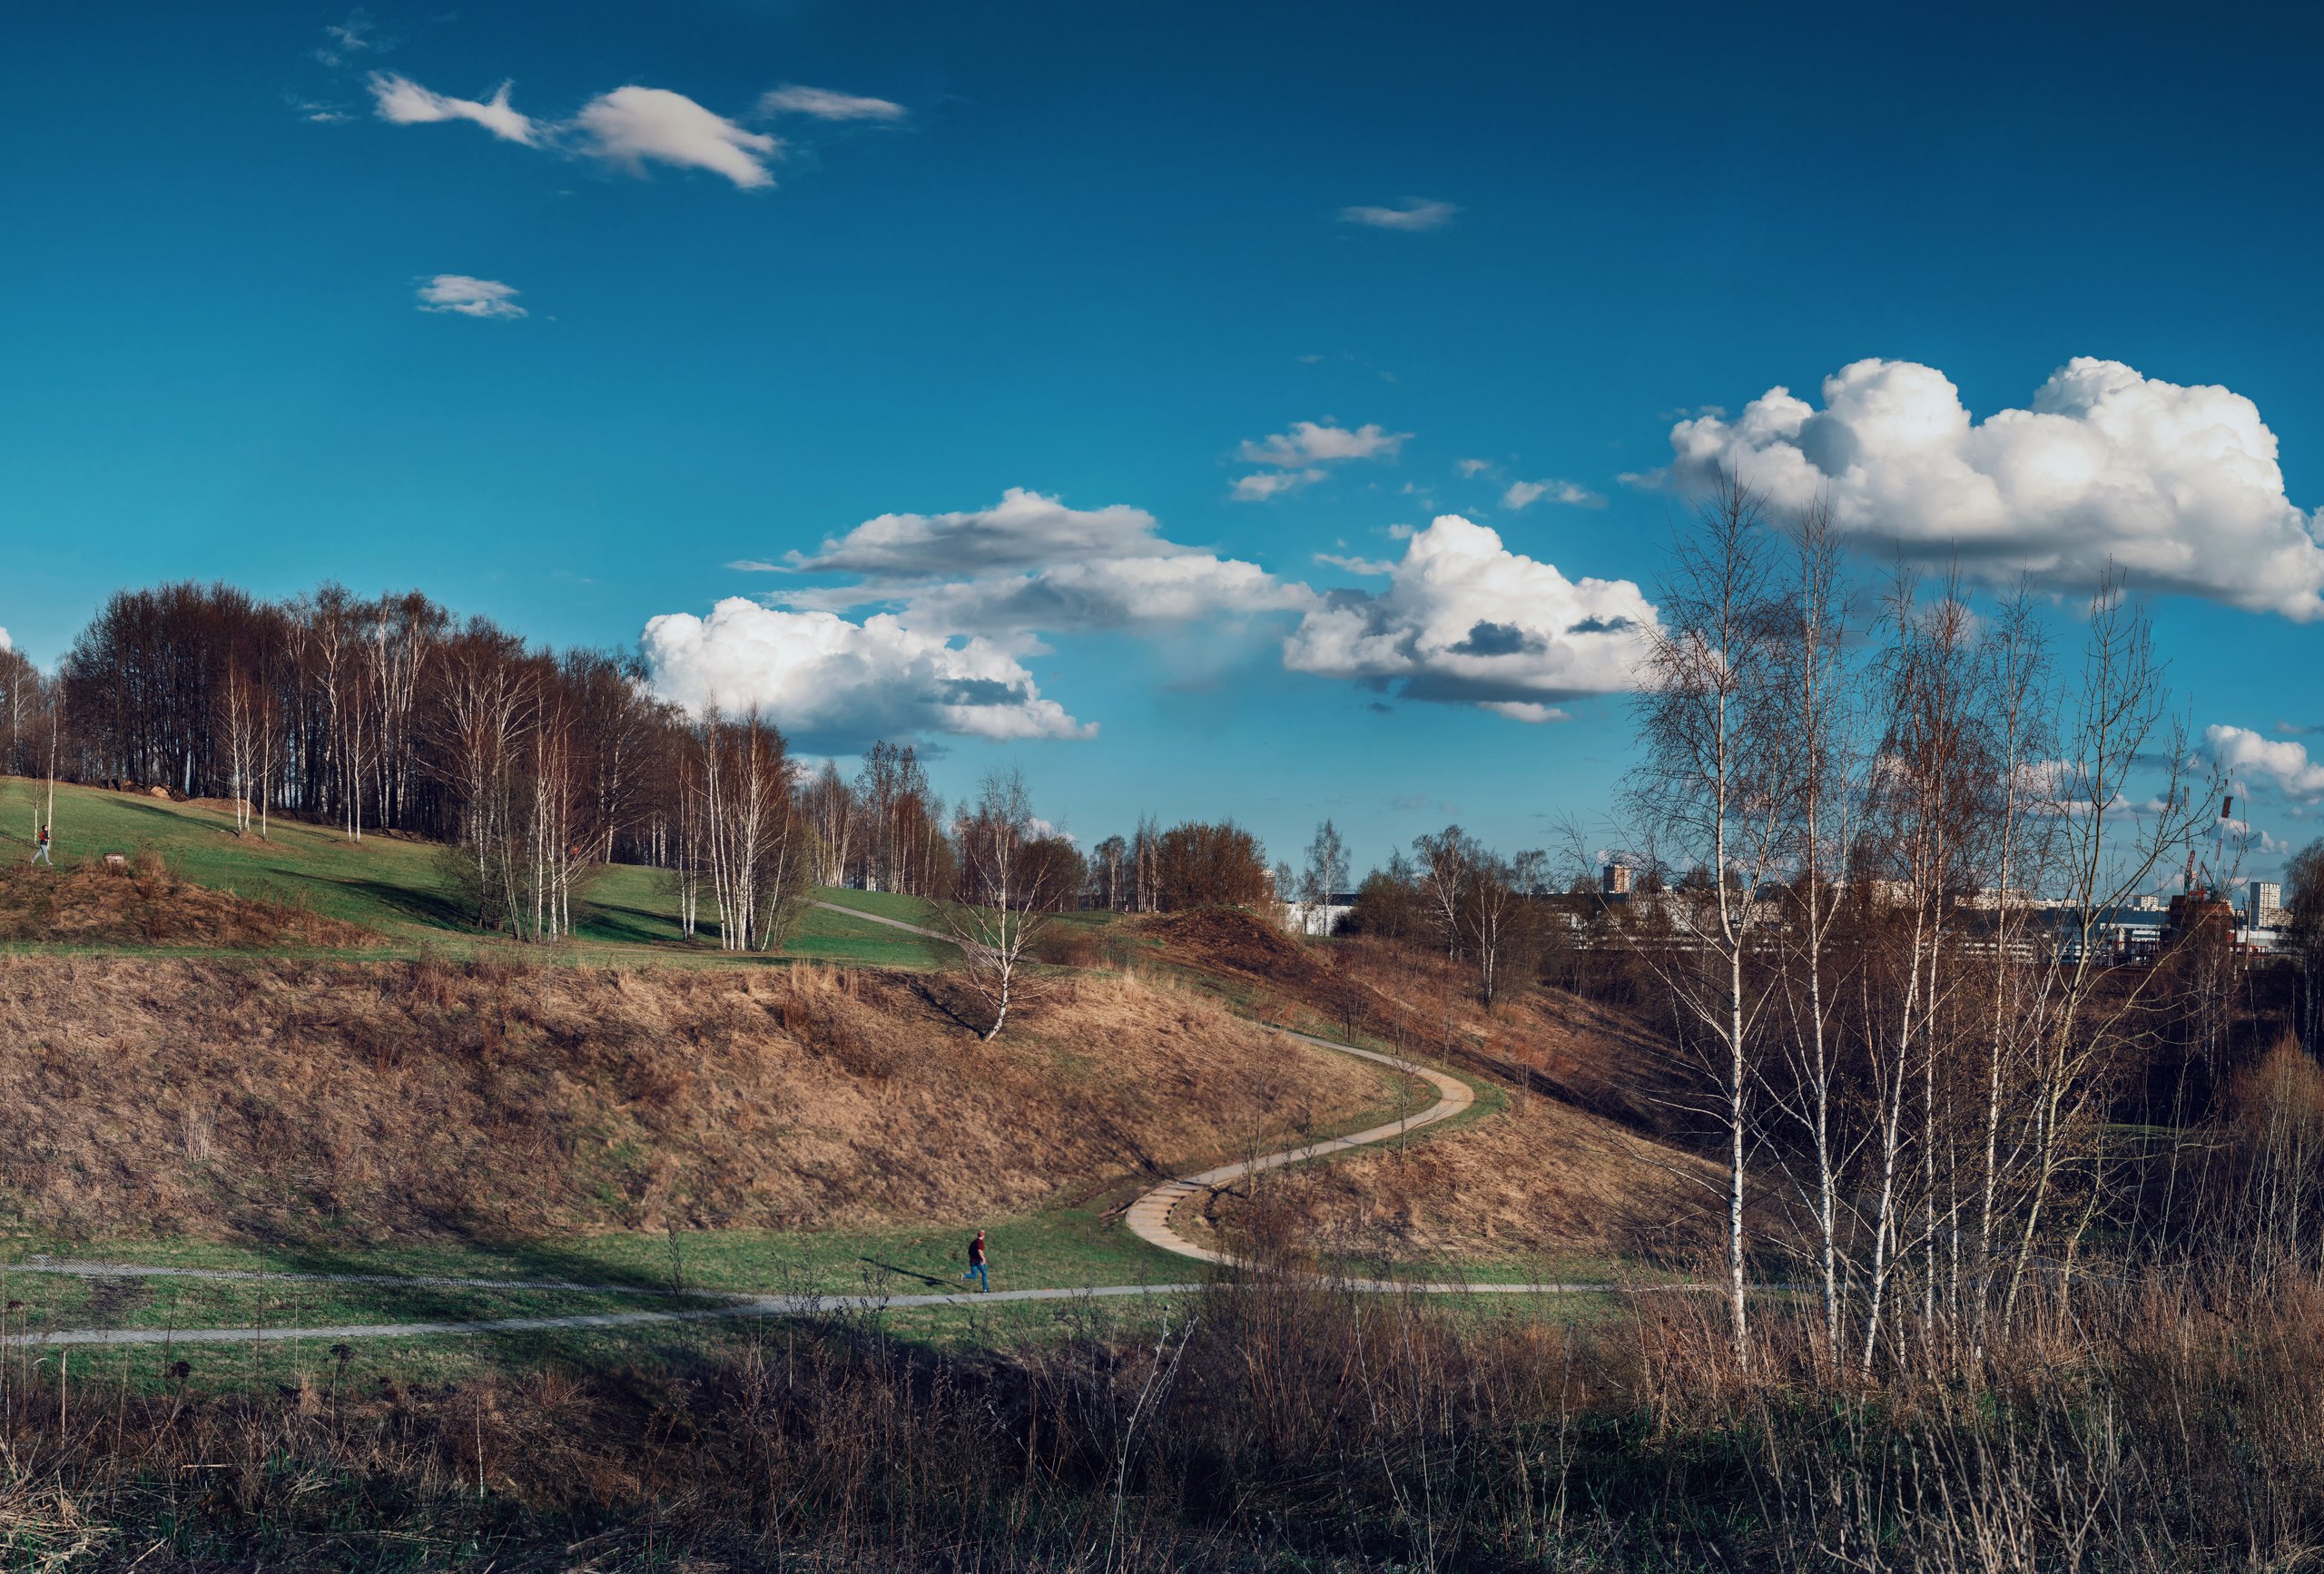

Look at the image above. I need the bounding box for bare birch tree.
[943,768,1060,1042]
[1628,473,1785,1367]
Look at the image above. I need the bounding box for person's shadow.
[860,1256,950,1289]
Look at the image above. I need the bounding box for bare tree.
[1627,474,1784,1368]
[691,709,807,952]
[1412,824,1478,958]
[1298,818,1351,937]
[943,769,1060,1042]
[1755,500,1866,1362]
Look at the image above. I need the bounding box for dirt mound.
[1195,1088,1718,1263]
[0,956,1388,1243]
[1143,907,1326,986]
[0,858,377,949]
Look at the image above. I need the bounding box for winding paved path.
[1123,1032,1472,1271]
[3,999,1661,1350]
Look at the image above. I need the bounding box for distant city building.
[2252,880,2285,927]
[1602,863,1633,897]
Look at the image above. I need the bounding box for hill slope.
[0,953,1393,1244]
[0,775,948,966]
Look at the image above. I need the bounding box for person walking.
[30,823,51,866]
[961,1228,990,1293]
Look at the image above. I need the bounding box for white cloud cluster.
[1649,357,2324,620]
[1282,514,1657,722]
[366,70,901,191]
[1503,477,1603,510]
[2207,724,2324,800]
[757,84,907,122]
[1338,198,1458,231]
[641,600,1092,747]
[575,85,780,189]
[1232,420,1406,502]
[415,274,526,319]
[369,74,538,144]
[776,487,1307,638]
[653,489,1655,745]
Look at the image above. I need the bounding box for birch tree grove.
[687,710,809,952]
[1602,477,2243,1379]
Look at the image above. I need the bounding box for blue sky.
[5,1,2323,879]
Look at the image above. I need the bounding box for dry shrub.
[1029,921,1102,969]
[14,1259,2312,1569]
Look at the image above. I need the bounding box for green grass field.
[0,775,953,968]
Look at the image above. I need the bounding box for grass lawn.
[0,776,951,969]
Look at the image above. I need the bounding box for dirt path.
[813,900,949,940]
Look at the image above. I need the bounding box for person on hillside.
[31,823,51,866]
[961,1228,990,1293]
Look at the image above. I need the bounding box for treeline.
[2,580,1288,945]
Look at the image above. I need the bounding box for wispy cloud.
[756,84,907,122]
[1233,468,1325,501]
[1503,478,1604,510]
[369,73,539,145]
[1338,198,1458,232]
[1239,420,1406,467]
[1231,419,1407,502]
[1314,552,1394,575]
[312,8,380,68]
[416,274,527,320]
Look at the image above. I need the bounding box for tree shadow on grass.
[340,878,472,930]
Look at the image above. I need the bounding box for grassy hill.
[0,775,951,966]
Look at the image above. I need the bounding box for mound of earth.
[0,860,377,949]
[1193,1088,1718,1264]
[0,955,1392,1243]
[1141,906,1328,987]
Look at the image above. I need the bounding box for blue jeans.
[31,843,49,865]
[962,1262,989,1292]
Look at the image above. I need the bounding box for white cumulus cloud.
[1503,478,1603,510]
[1647,357,2324,620]
[368,73,538,144]
[2207,724,2324,800]
[575,85,781,189]
[757,84,907,121]
[641,599,1092,748]
[415,274,526,319]
[1282,514,1656,718]
[1338,198,1459,231]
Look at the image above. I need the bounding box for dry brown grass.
[0,956,1384,1243]
[1196,1087,1719,1263]
[0,857,376,950]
